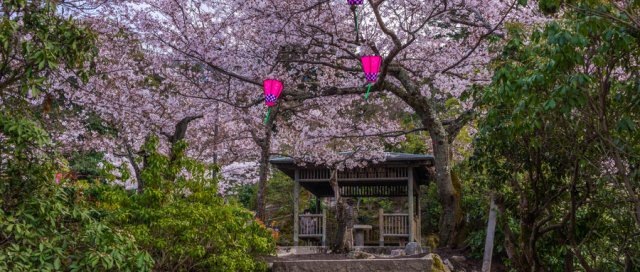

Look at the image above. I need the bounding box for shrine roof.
[269,152,435,166]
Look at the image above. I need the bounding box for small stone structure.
[404,242,422,255]
[353,225,372,246]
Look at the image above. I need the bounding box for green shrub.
[93,185,275,271]
[0,188,153,272]
[91,136,275,271]
[0,114,153,271]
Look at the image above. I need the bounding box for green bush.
[91,136,275,271]
[0,114,153,271]
[0,188,153,272]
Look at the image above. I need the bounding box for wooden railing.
[298,167,409,181]
[378,208,419,246]
[339,185,408,197]
[299,169,330,180]
[298,214,323,237]
[298,213,327,240]
[296,210,417,247]
[380,213,409,236]
[338,167,408,179]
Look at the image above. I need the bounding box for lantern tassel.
[263,107,271,124]
[364,82,372,100]
[354,9,359,38]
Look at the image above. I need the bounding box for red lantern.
[360,55,382,99]
[263,79,283,124]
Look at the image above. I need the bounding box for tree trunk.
[255,108,276,221]
[164,115,203,182]
[329,169,354,253]
[497,203,521,269]
[563,247,574,272]
[519,203,534,271]
[429,123,463,247]
[126,143,144,194]
[255,128,272,221]
[384,70,465,249]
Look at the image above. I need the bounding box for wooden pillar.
[321,203,327,247]
[293,169,300,246]
[417,185,422,244]
[482,195,498,272]
[408,167,414,243]
[378,208,384,246]
[315,197,321,214]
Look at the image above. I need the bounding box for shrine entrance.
[270,152,434,247]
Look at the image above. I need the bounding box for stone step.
[271,257,433,272]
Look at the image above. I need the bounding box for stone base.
[272,257,433,272]
[352,246,406,255]
[276,246,415,256]
[276,246,328,256]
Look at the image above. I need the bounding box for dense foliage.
[0,2,149,270]
[1,1,275,271]
[472,3,640,270]
[91,136,275,271]
[0,114,154,271]
[0,116,274,271]
[2,0,640,271]
[0,0,96,95]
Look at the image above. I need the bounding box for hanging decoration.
[360,55,382,100]
[347,0,363,39]
[263,79,283,124]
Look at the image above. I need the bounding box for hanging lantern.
[263,79,283,124]
[347,0,363,40]
[360,55,382,99]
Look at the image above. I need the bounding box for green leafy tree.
[0,2,155,270]
[473,5,640,271]
[0,0,96,96]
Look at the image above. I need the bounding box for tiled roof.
[269,152,434,164]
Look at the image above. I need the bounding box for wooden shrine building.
[270,152,435,247]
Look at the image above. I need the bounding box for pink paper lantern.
[55,173,62,184]
[360,56,382,99]
[361,55,382,82]
[263,79,283,107]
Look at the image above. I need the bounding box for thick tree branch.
[444,109,475,143]
[162,115,204,145]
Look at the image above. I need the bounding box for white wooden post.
[322,203,327,247]
[408,167,414,243]
[417,185,422,244]
[378,208,384,246]
[482,195,498,272]
[293,169,300,246]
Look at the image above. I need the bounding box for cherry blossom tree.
[73,0,406,221]
[48,12,261,193]
[108,0,539,245]
[233,0,542,246]
[55,0,541,247]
